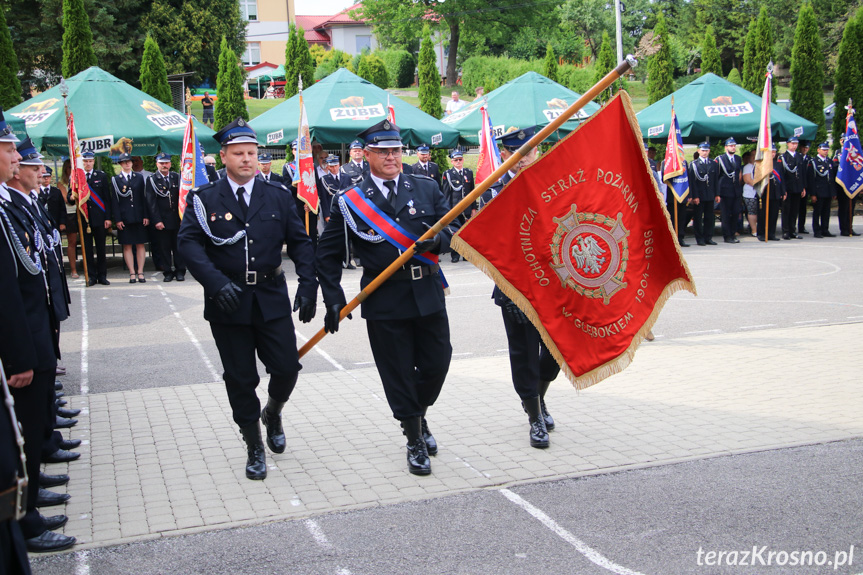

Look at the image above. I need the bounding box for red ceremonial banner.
[452,92,696,388]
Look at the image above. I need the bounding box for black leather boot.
[523,396,549,449]
[538,380,555,431]
[261,397,287,454]
[421,407,437,456]
[239,423,267,480]
[401,417,431,475]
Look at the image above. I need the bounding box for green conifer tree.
[214,36,249,132]
[700,25,722,76]
[726,67,743,87]
[593,31,619,103]
[357,53,389,89]
[0,6,22,109]
[543,43,559,83]
[647,13,674,105]
[284,25,315,99]
[751,6,776,102]
[61,0,97,78]
[832,10,863,147]
[742,20,757,92]
[418,24,448,169]
[790,3,827,145]
[140,36,172,106]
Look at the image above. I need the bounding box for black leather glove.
[414,223,441,255]
[293,295,316,323]
[503,300,528,325]
[324,303,352,334]
[214,282,243,314]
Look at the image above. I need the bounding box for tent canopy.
[249,69,460,148]
[636,73,818,144]
[441,72,601,146]
[6,66,220,157]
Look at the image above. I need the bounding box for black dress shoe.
[783,234,791,240]
[87,278,96,286]
[421,417,437,456]
[41,514,68,531]
[97,277,110,285]
[706,240,717,245]
[344,263,356,270]
[58,437,82,450]
[823,231,835,237]
[36,488,71,507]
[44,449,80,464]
[26,530,76,553]
[851,231,861,236]
[791,233,802,239]
[261,398,286,454]
[55,416,77,429]
[768,236,780,241]
[724,238,739,244]
[757,236,765,242]
[696,241,707,246]
[55,390,64,399]
[175,271,186,281]
[55,381,63,391]
[451,254,460,263]
[524,397,549,448]
[679,240,690,247]
[39,472,70,488]
[799,229,809,234]
[57,407,81,418]
[841,232,851,237]
[401,417,431,475]
[163,273,174,282]
[814,234,823,238]
[239,423,267,480]
[56,398,67,407]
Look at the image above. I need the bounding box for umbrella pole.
[298,56,638,359]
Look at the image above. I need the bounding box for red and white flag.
[475,104,502,185]
[66,113,90,221]
[752,63,774,195]
[387,95,396,124]
[295,79,318,214]
[178,115,209,219]
[452,93,696,388]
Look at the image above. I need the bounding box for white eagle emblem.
[571,235,606,275]
[301,170,316,189]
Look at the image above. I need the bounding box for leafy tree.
[750,6,775,102]
[790,3,827,145]
[61,0,96,78]
[560,0,651,59]
[0,5,22,108]
[284,24,315,99]
[417,25,448,169]
[139,35,172,106]
[380,49,415,88]
[543,44,559,83]
[700,25,722,76]
[691,0,756,73]
[143,0,246,87]
[726,67,742,86]
[214,37,248,131]
[357,53,389,89]
[647,12,673,105]
[832,10,863,148]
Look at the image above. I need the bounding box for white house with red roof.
[295,3,378,55]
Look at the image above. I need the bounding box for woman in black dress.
[110,153,150,282]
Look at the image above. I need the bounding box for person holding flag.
[835,102,863,236]
[315,119,456,476]
[76,150,113,285]
[177,118,318,481]
[757,144,786,241]
[688,142,719,246]
[663,101,691,247]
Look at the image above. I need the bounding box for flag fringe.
[451,91,697,391]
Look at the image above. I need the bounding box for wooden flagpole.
[298,56,639,358]
[60,86,90,284]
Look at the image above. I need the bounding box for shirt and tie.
[370,174,399,209]
[227,178,252,218]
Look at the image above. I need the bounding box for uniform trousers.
[757,193,781,240]
[500,309,560,399]
[10,369,53,538]
[365,310,451,420]
[719,197,736,240]
[692,201,715,243]
[665,197,688,242]
[797,194,809,232]
[0,520,30,575]
[82,224,109,280]
[210,299,300,428]
[811,197,833,235]
[782,194,802,236]
[837,193,858,234]
[154,228,185,273]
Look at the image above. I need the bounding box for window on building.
[243,43,261,66]
[356,35,372,53]
[240,0,257,21]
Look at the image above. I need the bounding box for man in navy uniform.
[715,137,742,243]
[338,140,369,188]
[807,142,836,238]
[409,143,441,189]
[758,144,786,241]
[0,114,75,553]
[316,120,455,476]
[781,136,807,239]
[256,152,283,185]
[441,149,475,262]
[78,150,113,285]
[145,153,186,282]
[178,118,318,480]
[688,142,719,246]
[834,137,861,236]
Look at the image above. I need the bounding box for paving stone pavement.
[51,320,863,552]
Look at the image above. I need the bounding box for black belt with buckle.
[0,481,26,522]
[368,263,440,281]
[226,266,283,286]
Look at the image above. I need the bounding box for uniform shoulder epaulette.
[410,173,435,182]
[191,181,217,195]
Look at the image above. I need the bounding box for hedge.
[461,55,594,95]
[379,49,416,88]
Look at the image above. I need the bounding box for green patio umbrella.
[636,73,818,143]
[249,69,460,148]
[441,72,601,146]
[6,66,220,157]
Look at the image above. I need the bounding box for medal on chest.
[407,199,416,215]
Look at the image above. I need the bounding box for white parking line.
[739,324,776,330]
[848,315,863,319]
[794,319,827,324]
[158,286,220,381]
[295,330,345,371]
[304,519,354,575]
[74,550,90,575]
[79,289,89,395]
[500,489,646,575]
[683,329,722,335]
